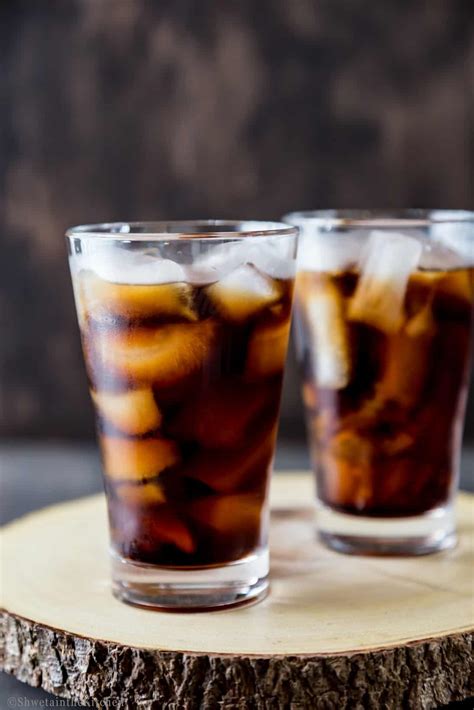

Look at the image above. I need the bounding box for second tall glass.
[67,220,298,609]
[285,210,473,556]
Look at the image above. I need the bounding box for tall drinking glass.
[66,221,298,609]
[284,210,473,555]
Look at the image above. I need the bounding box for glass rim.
[65,220,297,241]
[283,209,474,228]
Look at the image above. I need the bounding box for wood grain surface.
[1,473,473,708]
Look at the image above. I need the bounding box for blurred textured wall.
[0,0,473,439]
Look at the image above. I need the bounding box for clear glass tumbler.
[284,210,473,555]
[66,221,297,609]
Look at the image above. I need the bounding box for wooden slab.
[1,473,473,709]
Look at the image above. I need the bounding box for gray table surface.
[1,439,473,708]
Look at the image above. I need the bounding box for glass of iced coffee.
[285,210,473,555]
[66,221,297,609]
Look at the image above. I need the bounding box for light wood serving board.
[1,473,473,709]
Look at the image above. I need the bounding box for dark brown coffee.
[76,267,294,565]
[295,266,473,517]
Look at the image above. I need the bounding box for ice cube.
[116,481,166,506]
[379,432,414,456]
[377,303,436,407]
[100,435,179,482]
[348,231,423,333]
[96,320,217,385]
[86,246,188,285]
[189,493,263,536]
[249,238,296,279]
[437,270,474,306]
[115,506,195,554]
[79,270,197,322]
[206,265,281,321]
[322,430,374,511]
[431,219,474,266]
[181,426,276,493]
[147,509,195,553]
[191,238,295,282]
[338,391,386,432]
[192,242,249,282]
[418,241,467,271]
[91,388,162,435]
[404,271,442,318]
[245,318,291,379]
[404,301,436,338]
[304,276,351,389]
[297,231,365,273]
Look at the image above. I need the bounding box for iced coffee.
[287,211,473,555]
[67,221,297,608]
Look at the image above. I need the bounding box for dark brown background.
[1,0,473,441]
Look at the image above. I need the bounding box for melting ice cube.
[96,320,217,385]
[297,231,366,273]
[348,231,423,334]
[91,388,162,436]
[75,245,187,285]
[419,240,470,271]
[100,251,187,285]
[206,264,280,321]
[100,435,179,482]
[191,242,250,282]
[191,238,296,282]
[431,218,474,266]
[78,270,196,321]
[249,238,296,279]
[305,277,351,389]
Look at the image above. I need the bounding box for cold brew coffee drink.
[67,221,298,607]
[286,210,473,555]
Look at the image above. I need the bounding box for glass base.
[317,502,456,556]
[111,548,269,611]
